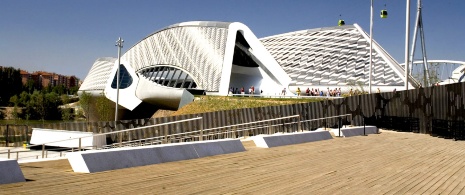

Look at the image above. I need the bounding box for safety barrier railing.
[229,94,343,99]
[103,114,353,149]
[0,113,357,160]
[101,115,301,149]
[0,117,203,161]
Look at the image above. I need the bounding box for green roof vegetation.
[172,96,325,116]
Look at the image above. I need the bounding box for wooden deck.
[2,130,465,194]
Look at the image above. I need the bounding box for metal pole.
[338,117,341,137]
[42,144,45,158]
[409,0,420,77]
[78,138,82,151]
[7,149,10,159]
[199,118,204,141]
[5,124,9,147]
[405,0,411,90]
[115,37,124,121]
[364,117,367,136]
[418,0,430,86]
[369,0,374,94]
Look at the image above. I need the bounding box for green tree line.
[1,66,80,120]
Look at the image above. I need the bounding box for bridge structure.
[400,60,465,86]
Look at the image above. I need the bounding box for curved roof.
[120,21,234,91]
[260,24,417,87]
[79,57,116,92]
[125,21,233,53]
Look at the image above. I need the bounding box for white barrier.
[331,126,378,137]
[0,158,25,185]
[252,130,333,148]
[67,139,245,173]
[30,128,106,148]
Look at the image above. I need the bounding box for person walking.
[296,87,301,96]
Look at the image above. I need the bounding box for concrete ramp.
[67,139,245,173]
[332,126,378,137]
[0,159,25,185]
[252,130,333,148]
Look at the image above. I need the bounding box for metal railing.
[101,115,301,149]
[0,113,355,161]
[0,117,203,161]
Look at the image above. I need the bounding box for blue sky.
[1,0,464,80]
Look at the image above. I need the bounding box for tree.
[30,91,46,121]
[346,79,367,95]
[24,79,36,93]
[0,67,22,106]
[69,86,79,95]
[79,91,92,122]
[96,93,113,121]
[9,95,21,121]
[44,92,62,119]
[60,94,74,121]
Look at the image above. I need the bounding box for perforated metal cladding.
[122,26,228,91]
[260,26,404,86]
[79,57,116,91]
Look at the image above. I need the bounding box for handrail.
[229,94,343,99]
[101,115,301,148]
[1,113,355,161]
[105,114,353,148]
[0,117,203,154]
[300,114,351,123]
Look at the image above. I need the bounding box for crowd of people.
[229,86,262,96]
[227,85,378,97]
[292,87,342,97]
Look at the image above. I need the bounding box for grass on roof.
[172,95,325,116]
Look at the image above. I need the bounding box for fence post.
[16,151,19,160]
[78,138,82,151]
[338,117,341,137]
[199,118,204,141]
[42,144,45,159]
[298,115,302,132]
[25,126,29,145]
[7,149,10,159]
[163,125,168,144]
[364,117,366,136]
[268,121,272,135]
[119,132,123,147]
[6,124,9,147]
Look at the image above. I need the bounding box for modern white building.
[79,21,421,119]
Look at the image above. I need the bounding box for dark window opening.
[138,66,197,89]
[232,31,260,67]
[111,64,133,89]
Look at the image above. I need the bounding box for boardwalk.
[2,130,465,194]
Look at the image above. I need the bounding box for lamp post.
[115,37,124,121]
[404,0,411,90]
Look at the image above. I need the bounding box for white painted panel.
[252,131,333,148]
[30,128,106,148]
[67,139,245,173]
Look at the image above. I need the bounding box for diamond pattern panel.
[79,57,116,91]
[260,26,404,86]
[122,26,228,91]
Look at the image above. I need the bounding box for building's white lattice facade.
[79,57,116,94]
[122,22,230,91]
[260,24,416,89]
